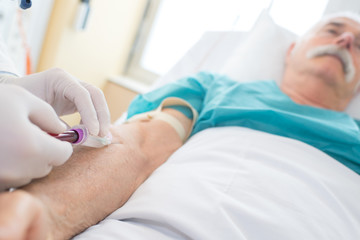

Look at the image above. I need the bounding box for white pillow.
[220,10,360,120]
[219,10,297,83]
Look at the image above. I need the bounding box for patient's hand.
[0,190,49,240]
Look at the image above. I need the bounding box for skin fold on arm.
[20,108,192,240]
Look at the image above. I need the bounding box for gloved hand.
[2,68,111,137]
[0,84,73,191]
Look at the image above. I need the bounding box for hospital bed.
[73,11,360,239]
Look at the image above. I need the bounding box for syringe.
[51,125,112,148]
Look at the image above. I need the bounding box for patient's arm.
[22,108,191,240]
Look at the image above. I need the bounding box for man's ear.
[285,42,296,64]
[354,79,360,94]
[286,42,296,56]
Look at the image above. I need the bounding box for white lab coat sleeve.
[0,41,19,81]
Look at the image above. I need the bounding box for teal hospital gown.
[127,72,360,174]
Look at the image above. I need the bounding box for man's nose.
[334,32,355,50]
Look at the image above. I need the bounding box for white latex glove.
[0,85,73,191]
[3,68,111,137]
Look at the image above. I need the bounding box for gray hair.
[295,11,360,47]
[319,11,360,26]
[297,11,360,44]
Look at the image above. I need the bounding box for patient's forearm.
[22,109,191,240]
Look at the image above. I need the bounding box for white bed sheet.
[74,127,360,240]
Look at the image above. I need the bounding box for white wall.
[325,0,360,14]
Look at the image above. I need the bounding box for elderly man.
[1,12,360,240]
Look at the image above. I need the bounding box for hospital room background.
[0,0,359,127]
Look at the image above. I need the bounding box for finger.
[63,83,99,136]
[25,92,67,134]
[27,124,73,167]
[81,82,111,137]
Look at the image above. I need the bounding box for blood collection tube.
[51,125,88,145]
[53,131,79,143]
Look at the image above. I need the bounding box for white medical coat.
[0,41,18,78]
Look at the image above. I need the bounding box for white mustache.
[306,45,355,83]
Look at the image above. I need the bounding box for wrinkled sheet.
[74,127,360,240]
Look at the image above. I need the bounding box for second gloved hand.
[3,68,111,137]
[0,85,73,191]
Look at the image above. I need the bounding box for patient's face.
[287,17,360,99]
